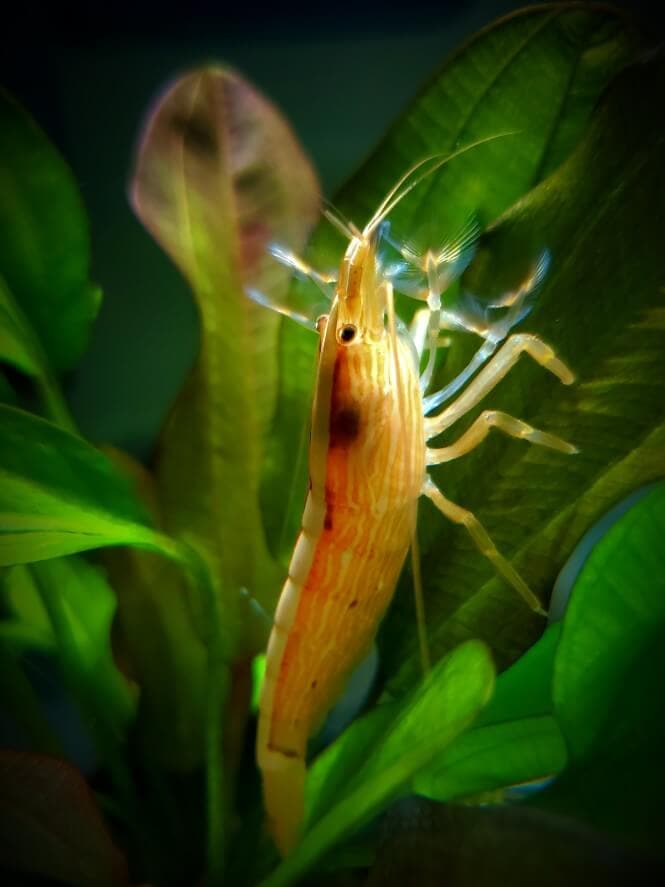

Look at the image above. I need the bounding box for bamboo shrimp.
[250,148,576,856]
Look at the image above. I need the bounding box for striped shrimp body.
[253,146,577,856]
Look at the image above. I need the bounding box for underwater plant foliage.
[1,4,664,885]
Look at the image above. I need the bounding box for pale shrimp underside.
[249,144,577,856]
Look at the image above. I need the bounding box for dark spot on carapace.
[329,351,362,449]
[310,680,318,689]
[348,599,358,609]
[170,111,218,157]
[330,407,361,447]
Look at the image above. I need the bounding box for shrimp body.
[257,231,425,855]
[255,147,577,857]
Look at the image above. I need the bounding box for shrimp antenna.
[365,131,518,236]
[322,199,361,240]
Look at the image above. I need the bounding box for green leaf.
[0,750,128,887]
[266,641,494,887]
[0,274,39,376]
[552,482,665,759]
[101,449,209,771]
[381,44,665,691]
[323,5,635,258]
[414,623,566,802]
[0,89,101,373]
[0,649,62,755]
[413,715,565,804]
[30,557,137,747]
[131,66,320,656]
[526,484,665,851]
[0,404,180,565]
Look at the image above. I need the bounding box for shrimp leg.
[426,409,577,465]
[424,333,574,440]
[421,476,545,614]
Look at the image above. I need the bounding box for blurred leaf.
[529,484,665,851]
[30,557,137,748]
[266,641,494,887]
[364,797,660,887]
[102,449,208,771]
[0,404,181,565]
[381,46,665,691]
[0,275,39,376]
[0,750,128,887]
[0,650,62,755]
[131,66,320,655]
[0,89,101,373]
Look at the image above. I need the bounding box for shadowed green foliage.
[0,91,101,375]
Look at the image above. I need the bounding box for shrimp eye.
[339,324,357,344]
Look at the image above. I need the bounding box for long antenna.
[365,131,518,236]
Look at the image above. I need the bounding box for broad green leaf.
[266,641,494,887]
[474,622,561,727]
[0,90,101,373]
[414,623,565,801]
[552,482,665,759]
[527,485,665,851]
[0,404,180,565]
[263,4,634,559]
[381,46,665,691]
[413,715,565,804]
[131,66,321,656]
[101,449,209,771]
[364,798,657,887]
[0,750,128,887]
[535,633,665,852]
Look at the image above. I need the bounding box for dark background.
[1,0,660,457]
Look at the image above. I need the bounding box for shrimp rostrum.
[247,143,576,856]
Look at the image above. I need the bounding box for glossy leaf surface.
[0,405,177,565]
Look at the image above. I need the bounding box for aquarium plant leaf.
[364,797,658,887]
[381,46,665,691]
[131,65,320,656]
[266,640,494,886]
[527,483,665,851]
[552,482,665,759]
[101,449,209,771]
[0,750,129,887]
[0,90,101,374]
[29,557,137,750]
[0,404,180,565]
[263,2,636,591]
[0,274,40,377]
[0,648,62,755]
[414,622,565,802]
